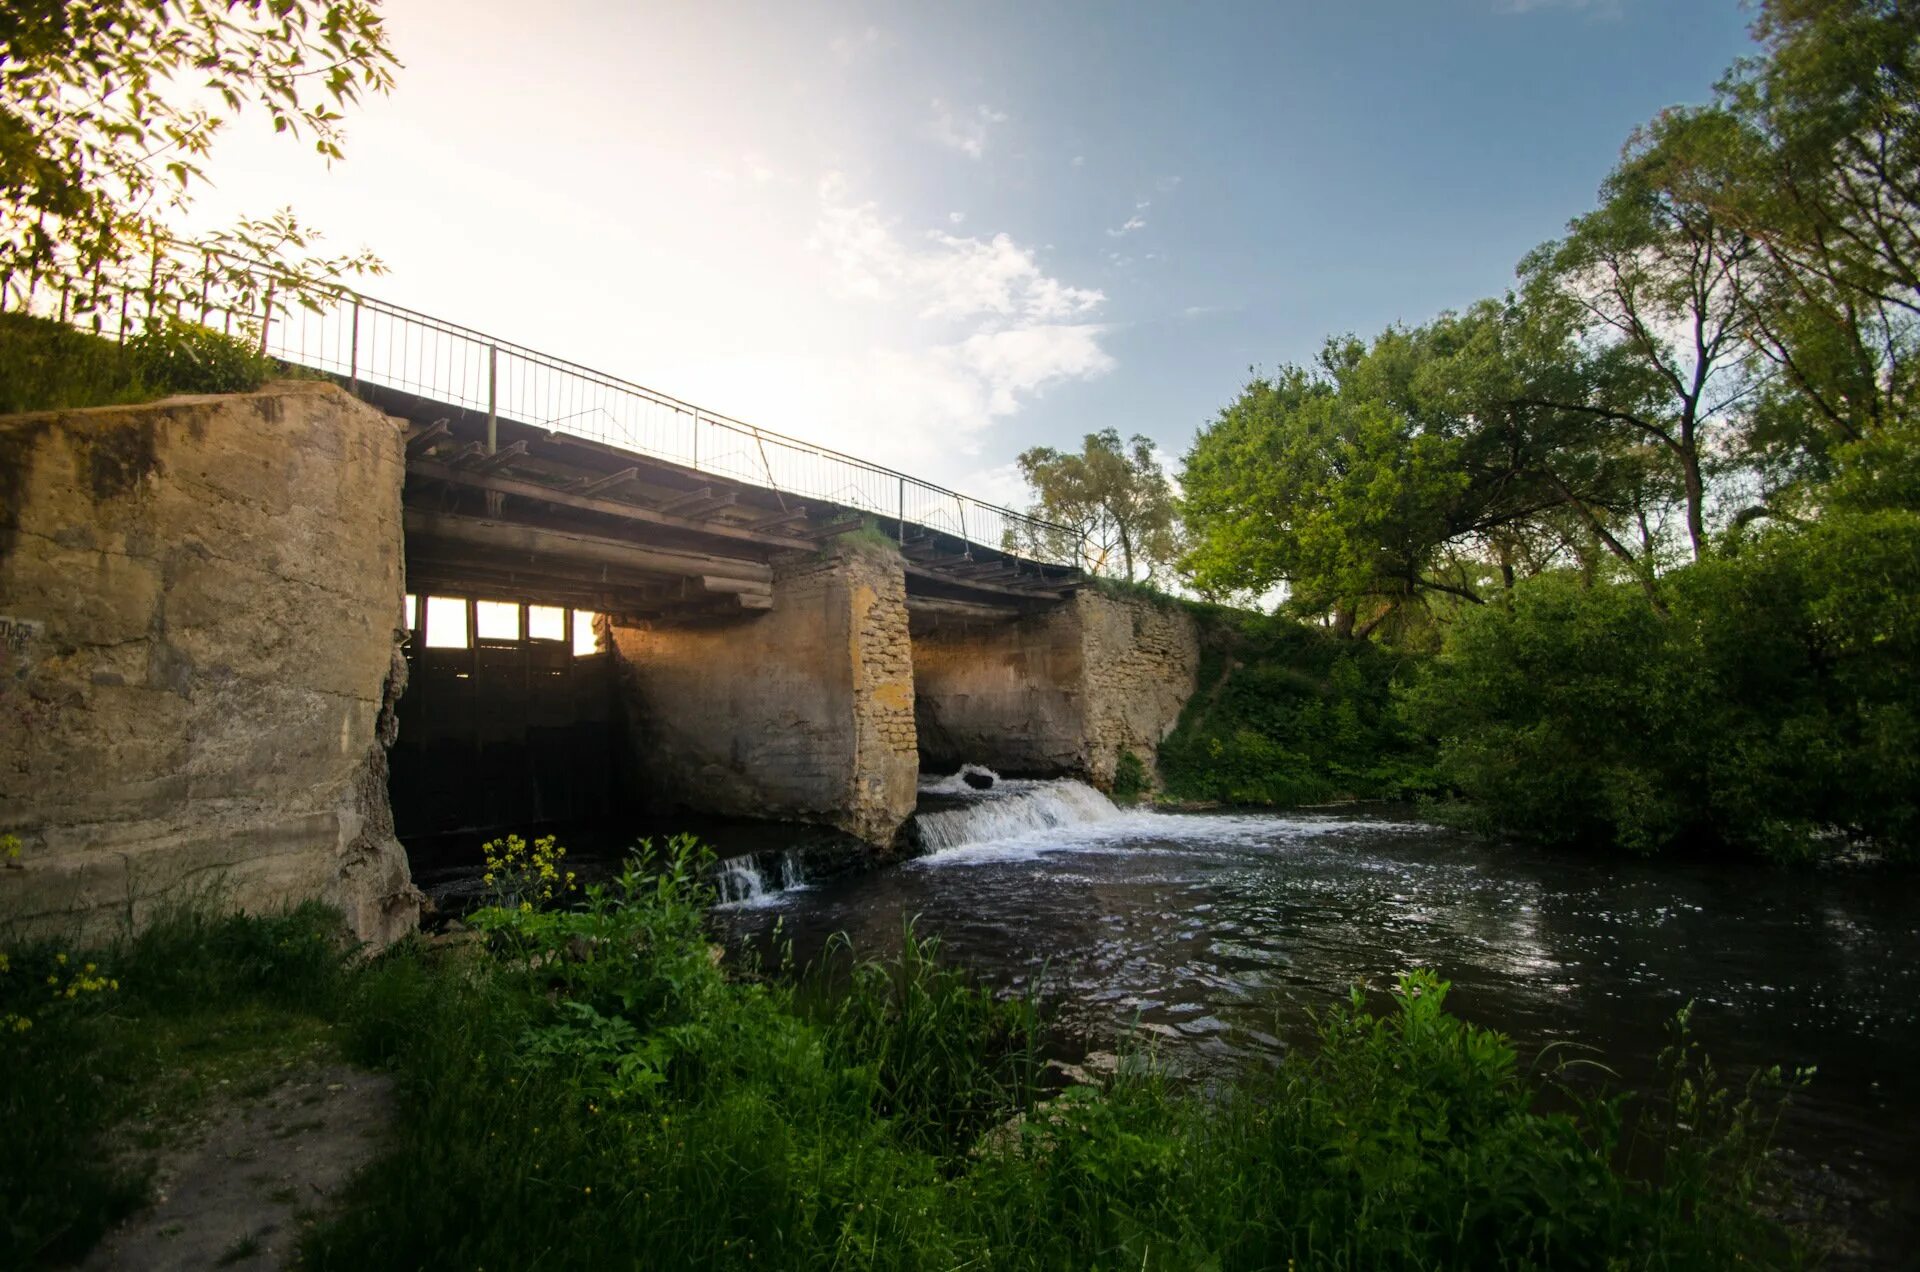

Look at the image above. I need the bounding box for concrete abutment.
[909,590,1200,790]
[606,543,919,847]
[0,383,420,947]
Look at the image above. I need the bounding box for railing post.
[486,344,499,454]
[691,409,699,470]
[348,300,361,392]
[258,278,274,355]
[897,476,905,542]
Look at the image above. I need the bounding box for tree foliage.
[1176,1,1920,858]
[1401,496,1920,860]
[1013,428,1178,582]
[1181,302,1667,635]
[0,0,397,304]
[1183,0,1919,625]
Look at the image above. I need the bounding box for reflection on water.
[717,777,1920,1263]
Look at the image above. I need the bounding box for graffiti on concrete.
[0,617,44,655]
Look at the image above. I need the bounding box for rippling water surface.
[715,774,1920,1262]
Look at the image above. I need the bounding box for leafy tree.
[1013,428,1179,582]
[1180,301,1663,635]
[1518,120,1761,561]
[0,0,397,305]
[1624,1,1920,491]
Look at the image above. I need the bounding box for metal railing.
[9,251,1083,567]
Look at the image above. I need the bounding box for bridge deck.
[357,382,1082,621]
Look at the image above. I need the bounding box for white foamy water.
[713,850,811,908]
[911,768,1429,866]
[915,776,1125,853]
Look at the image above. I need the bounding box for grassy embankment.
[1077,580,1436,809]
[3,835,1807,1270]
[0,311,284,415]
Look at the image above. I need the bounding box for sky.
[186,0,1759,508]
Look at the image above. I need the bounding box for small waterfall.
[714,850,809,907]
[914,774,1123,853]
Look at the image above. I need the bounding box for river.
[710,770,1920,1266]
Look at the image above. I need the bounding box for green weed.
[2,844,1805,1270]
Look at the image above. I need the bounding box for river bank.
[4,827,1824,1270]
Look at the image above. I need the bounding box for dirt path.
[78,1062,394,1271]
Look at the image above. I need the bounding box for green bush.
[0,312,278,415]
[1400,507,1920,859]
[0,312,144,414]
[1110,749,1148,802]
[126,318,275,396]
[1158,607,1439,806]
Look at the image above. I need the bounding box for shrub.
[1110,749,1148,802]
[0,312,280,415]
[1158,607,1438,806]
[1401,507,1920,859]
[126,318,275,396]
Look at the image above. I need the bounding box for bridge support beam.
[607,541,918,847]
[910,589,1201,790]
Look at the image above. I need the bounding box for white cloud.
[813,175,1104,322]
[948,211,966,224]
[1107,214,1147,238]
[956,325,1113,413]
[929,100,1008,159]
[1070,155,1086,168]
[795,174,1115,459]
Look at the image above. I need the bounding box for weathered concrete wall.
[608,542,917,845]
[1075,591,1202,789]
[910,589,1200,789]
[0,382,419,947]
[909,604,1087,776]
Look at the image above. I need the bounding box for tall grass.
[0,312,279,414]
[0,900,347,1266]
[3,844,1804,1269]
[305,837,1799,1270]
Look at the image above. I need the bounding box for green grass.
[1157,606,1441,807]
[0,901,349,1266]
[823,520,909,561]
[0,312,279,414]
[3,841,1807,1270]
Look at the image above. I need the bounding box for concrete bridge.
[0,283,1201,947]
